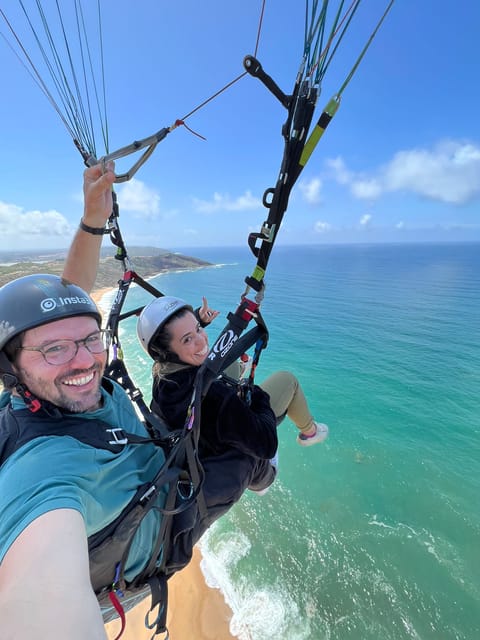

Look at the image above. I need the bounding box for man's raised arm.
[62,163,115,293]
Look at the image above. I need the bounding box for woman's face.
[167,310,209,366]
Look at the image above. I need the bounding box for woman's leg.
[259,371,315,435]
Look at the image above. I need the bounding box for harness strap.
[108,590,127,640]
[145,574,169,638]
[105,357,171,440]
[184,432,207,519]
[137,472,178,584]
[105,270,163,344]
[198,301,268,390]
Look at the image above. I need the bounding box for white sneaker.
[297,422,329,447]
[251,486,270,496]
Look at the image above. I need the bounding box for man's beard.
[16,364,104,413]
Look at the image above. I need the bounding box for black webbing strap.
[132,426,206,638]
[105,269,163,342]
[182,304,269,448]
[194,299,269,400]
[243,56,318,291]
[138,475,178,583]
[145,574,169,638]
[105,357,171,440]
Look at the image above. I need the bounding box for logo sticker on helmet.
[40,298,57,312]
[40,295,92,313]
[165,300,181,312]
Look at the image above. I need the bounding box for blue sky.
[0,0,479,251]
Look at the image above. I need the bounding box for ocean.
[98,242,480,640]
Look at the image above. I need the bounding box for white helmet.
[136,296,191,357]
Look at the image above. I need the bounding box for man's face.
[14,316,107,413]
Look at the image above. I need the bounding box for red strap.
[174,119,207,141]
[108,591,126,640]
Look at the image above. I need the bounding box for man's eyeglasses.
[18,330,111,366]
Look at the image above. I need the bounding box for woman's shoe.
[297,422,329,447]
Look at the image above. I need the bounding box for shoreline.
[95,284,237,640]
[90,285,116,307]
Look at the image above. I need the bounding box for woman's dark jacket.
[151,367,278,459]
[151,366,278,553]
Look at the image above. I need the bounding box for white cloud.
[383,141,480,204]
[326,157,352,184]
[360,214,372,227]
[116,178,161,218]
[0,201,72,236]
[193,190,261,213]
[328,141,480,205]
[299,177,323,204]
[314,221,332,233]
[351,179,382,200]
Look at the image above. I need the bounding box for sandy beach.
[94,286,236,640]
[91,286,116,308]
[105,547,236,640]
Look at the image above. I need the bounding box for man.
[0,274,157,639]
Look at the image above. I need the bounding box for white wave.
[199,526,311,640]
[211,262,239,268]
[96,289,117,318]
[229,586,310,640]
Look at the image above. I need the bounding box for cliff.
[0,247,211,292]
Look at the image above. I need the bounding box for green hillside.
[0,248,211,292]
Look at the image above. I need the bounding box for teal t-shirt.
[0,381,167,581]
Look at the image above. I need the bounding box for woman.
[136,296,329,469]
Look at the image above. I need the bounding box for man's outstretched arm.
[0,509,107,640]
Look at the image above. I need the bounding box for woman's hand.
[198,297,220,324]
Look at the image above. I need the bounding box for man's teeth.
[63,372,94,386]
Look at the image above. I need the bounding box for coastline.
[94,285,237,640]
[91,286,115,307]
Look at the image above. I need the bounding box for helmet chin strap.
[0,356,42,413]
[12,381,42,412]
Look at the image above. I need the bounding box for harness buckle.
[106,427,128,446]
[140,485,157,503]
[177,479,194,500]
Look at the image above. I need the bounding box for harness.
[0,378,205,639]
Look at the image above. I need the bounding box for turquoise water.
[99,242,480,640]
